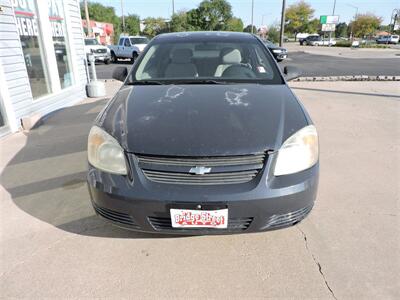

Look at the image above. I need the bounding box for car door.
[117,38,124,57]
[123,38,132,58]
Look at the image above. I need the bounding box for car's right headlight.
[88,126,127,175]
[273,125,319,176]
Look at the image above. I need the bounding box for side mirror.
[283,66,302,81]
[112,66,128,82]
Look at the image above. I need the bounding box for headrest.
[221,48,241,64]
[170,48,193,64]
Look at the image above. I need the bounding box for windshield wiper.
[128,80,164,85]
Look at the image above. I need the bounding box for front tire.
[131,52,138,63]
[111,51,117,63]
[104,59,111,65]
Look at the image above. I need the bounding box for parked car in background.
[263,40,288,61]
[87,32,319,235]
[304,35,336,46]
[108,36,149,63]
[84,38,111,64]
[299,34,319,45]
[376,35,399,44]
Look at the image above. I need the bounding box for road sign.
[320,15,339,24]
[322,23,336,32]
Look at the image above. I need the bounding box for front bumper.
[276,53,287,61]
[90,53,111,61]
[87,153,319,235]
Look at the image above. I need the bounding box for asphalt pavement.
[1,81,399,298]
[95,47,400,79]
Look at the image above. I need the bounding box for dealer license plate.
[170,208,228,228]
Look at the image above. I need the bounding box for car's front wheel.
[104,59,111,65]
[111,51,117,63]
[131,52,138,63]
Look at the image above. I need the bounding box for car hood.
[84,45,108,52]
[98,84,308,156]
[135,44,147,52]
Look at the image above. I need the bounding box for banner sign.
[320,15,339,24]
[322,23,336,32]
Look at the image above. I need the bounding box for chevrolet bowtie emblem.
[189,166,212,175]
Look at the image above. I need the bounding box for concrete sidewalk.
[0,81,399,299]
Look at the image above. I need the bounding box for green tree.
[142,17,168,37]
[80,2,118,23]
[170,11,197,32]
[80,2,125,43]
[349,14,382,38]
[267,25,280,43]
[303,18,320,33]
[124,14,140,35]
[335,22,348,38]
[243,25,257,33]
[285,0,315,40]
[226,17,244,32]
[187,0,233,31]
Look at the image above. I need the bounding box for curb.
[293,75,400,82]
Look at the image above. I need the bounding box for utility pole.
[328,0,336,43]
[251,0,254,34]
[172,0,175,15]
[84,0,92,38]
[391,9,399,33]
[279,0,286,47]
[121,0,125,34]
[347,4,358,43]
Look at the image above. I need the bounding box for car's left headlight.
[272,49,283,53]
[88,126,127,175]
[273,125,319,176]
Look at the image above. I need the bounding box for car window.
[129,38,282,84]
[124,39,130,47]
[130,38,149,44]
[85,39,99,46]
[119,38,124,46]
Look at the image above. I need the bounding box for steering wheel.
[221,64,257,78]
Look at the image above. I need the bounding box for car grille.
[93,204,139,228]
[263,205,313,229]
[135,153,266,185]
[148,216,253,231]
[96,49,107,54]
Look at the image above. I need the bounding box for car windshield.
[85,39,100,45]
[130,37,149,44]
[129,37,282,84]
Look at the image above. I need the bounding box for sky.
[94,0,399,27]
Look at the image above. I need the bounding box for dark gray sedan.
[87,32,318,234]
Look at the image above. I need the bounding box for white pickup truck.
[108,36,149,63]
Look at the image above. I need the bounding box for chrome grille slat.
[143,170,258,178]
[135,153,266,185]
[136,154,265,166]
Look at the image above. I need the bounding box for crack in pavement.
[297,226,338,300]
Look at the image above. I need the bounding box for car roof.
[153,31,257,42]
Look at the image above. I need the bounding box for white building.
[0,0,88,137]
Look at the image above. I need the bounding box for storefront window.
[48,0,73,89]
[13,0,50,99]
